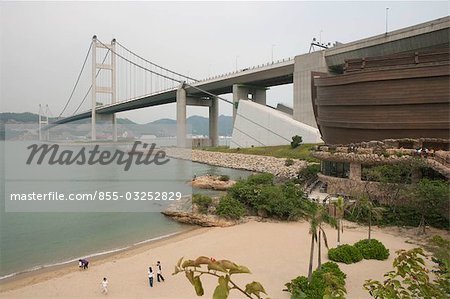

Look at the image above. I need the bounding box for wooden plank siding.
[312,48,450,144]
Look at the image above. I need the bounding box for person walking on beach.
[148,267,154,287]
[101,277,109,295]
[156,261,165,282]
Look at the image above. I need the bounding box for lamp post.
[385,7,389,35]
[271,44,275,63]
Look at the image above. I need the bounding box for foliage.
[305,203,338,281]
[285,158,295,167]
[173,256,267,299]
[218,175,230,182]
[363,163,415,184]
[291,135,303,149]
[364,248,448,299]
[297,164,321,184]
[192,194,213,214]
[412,178,450,234]
[203,144,319,162]
[228,174,314,220]
[354,239,389,261]
[347,194,384,240]
[285,262,346,299]
[426,236,450,295]
[344,203,449,229]
[328,244,363,264]
[216,195,246,220]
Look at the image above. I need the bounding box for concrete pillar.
[349,163,362,181]
[293,51,328,128]
[251,87,267,106]
[232,84,249,122]
[176,87,187,148]
[209,96,219,147]
[111,39,117,142]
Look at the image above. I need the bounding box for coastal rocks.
[190,175,236,190]
[162,196,238,227]
[165,148,307,178]
[162,210,237,227]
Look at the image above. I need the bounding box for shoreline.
[0,225,206,292]
[1,220,445,298]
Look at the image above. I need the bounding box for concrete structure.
[51,16,449,147]
[230,100,322,148]
[91,36,117,141]
[176,84,218,148]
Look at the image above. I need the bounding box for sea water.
[0,141,252,279]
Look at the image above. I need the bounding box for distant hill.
[0,112,233,137]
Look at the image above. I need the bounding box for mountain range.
[0,112,233,137]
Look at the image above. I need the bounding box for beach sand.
[0,220,434,299]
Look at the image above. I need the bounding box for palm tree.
[350,194,384,240]
[306,203,337,282]
[334,196,345,246]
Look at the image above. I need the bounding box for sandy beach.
[0,220,436,299]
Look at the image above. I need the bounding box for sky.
[1,1,448,124]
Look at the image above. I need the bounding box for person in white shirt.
[101,277,108,294]
[148,267,154,287]
[156,261,165,282]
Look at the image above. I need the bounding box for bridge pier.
[232,84,267,122]
[209,96,218,147]
[177,86,219,148]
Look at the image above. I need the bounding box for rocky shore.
[165,148,307,178]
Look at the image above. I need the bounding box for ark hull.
[312,49,450,145]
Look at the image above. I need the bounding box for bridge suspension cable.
[115,40,198,83]
[72,49,111,115]
[96,38,185,84]
[58,41,93,117]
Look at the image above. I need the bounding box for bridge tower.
[91,36,117,141]
[38,104,49,141]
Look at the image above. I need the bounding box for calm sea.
[0,141,252,279]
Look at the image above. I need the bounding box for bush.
[344,204,449,229]
[192,194,213,214]
[328,244,363,264]
[290,135,303,149]
[354,239,389,260]
[285,262,346,298]
[216,195,246,220]
[285,158,294,167]
[218,175,230,181]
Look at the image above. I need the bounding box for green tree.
[305,203,337,282]
[364,248,447,298]
[349,194,384,240]
[412,178,449,234]
[334,196,345,246]
[173,256,267,299]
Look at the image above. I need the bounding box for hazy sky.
[1,1,448,123]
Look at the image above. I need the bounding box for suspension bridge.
[44,17,449,148]
[47,35,296,147]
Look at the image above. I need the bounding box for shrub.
[354,239,389,260]
[285,262,346,298]
[328,244,363,264]
[285,158,294,167]
[216,195,246,220]
[192,194,213,214]
[290,135,303,149]
[218,175,230,181]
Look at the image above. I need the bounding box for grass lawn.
[199,144,320,162]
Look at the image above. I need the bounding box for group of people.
[77,258,165,294]
[148,261,165,287]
